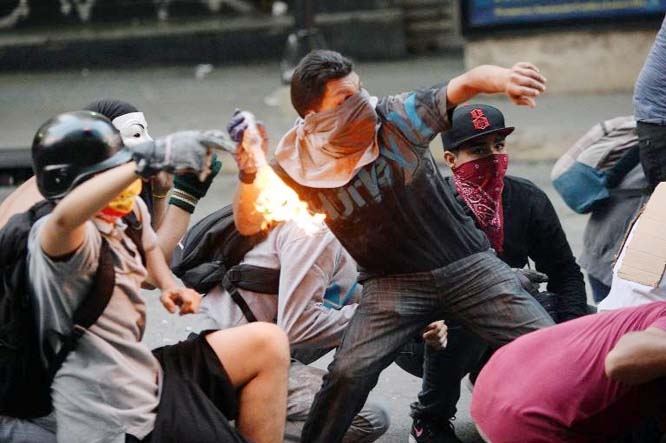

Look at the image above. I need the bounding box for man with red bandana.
[403,103,587,442]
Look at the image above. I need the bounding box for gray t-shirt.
[28,200,162,443]
[199,221,359,351]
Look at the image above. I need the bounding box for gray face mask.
[300,89,378,157]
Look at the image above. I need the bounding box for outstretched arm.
[156,155,223,262]
[145,243,201,315]
[446,62,546,108]
[41,130,221,258]
[41,162,139,258]
[605,325,666,385]
[228,111,270,235]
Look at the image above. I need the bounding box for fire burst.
[254,165,326,234]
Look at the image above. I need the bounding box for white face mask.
[112,112,153,148]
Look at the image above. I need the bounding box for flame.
[253,165,326,234]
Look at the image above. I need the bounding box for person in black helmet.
[0,99,222,264]
[22,111,290,443]
[0,99,164,228]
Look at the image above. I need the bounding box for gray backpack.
[551,116,647,213]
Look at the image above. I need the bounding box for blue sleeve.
[377,83,452,147]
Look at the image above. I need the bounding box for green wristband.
[168,188,199,214]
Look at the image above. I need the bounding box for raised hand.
[504,62,547,108]
[227,110,269,177]
[169,153,223,213]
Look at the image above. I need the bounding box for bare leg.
[205,322,290,443]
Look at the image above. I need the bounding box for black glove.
[514,268,559,322]
[513,268,548,297]
[169,153,222,213]
[130,131,219,178]
[533,291,559,323]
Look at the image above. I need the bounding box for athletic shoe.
[409,418,462,443]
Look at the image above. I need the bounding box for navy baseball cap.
[442,104,514,150]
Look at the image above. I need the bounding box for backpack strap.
[222,265,281,323]
[222,273,259,323]
[609,187,650,199]
[48,238,115,381]
[227,264,281,294]
[605,145,641,189]
[123,210,146,265]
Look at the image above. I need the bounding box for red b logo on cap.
[470,108,490,131]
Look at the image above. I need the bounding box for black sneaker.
[409,418,462,443]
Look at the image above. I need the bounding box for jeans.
[0,414,56,443]
[301,251,554,443]
[588,274,611,304]
[634,18,666,124]
[407,322,488,422]
[634,17,666,191]
[637,121,666,191]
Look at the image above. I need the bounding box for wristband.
[239,170,257,184]
[168,188,199,214]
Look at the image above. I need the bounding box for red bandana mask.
[452,153,508,253]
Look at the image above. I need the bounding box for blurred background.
[0,1,664,441]
[0,0,664,180]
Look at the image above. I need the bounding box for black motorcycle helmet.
[32,111,130,200]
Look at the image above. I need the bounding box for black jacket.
[446,175,588,321]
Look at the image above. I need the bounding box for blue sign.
[465,0,666,28]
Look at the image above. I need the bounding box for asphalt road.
[0,56,633,441]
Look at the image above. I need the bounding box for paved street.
[0,56,634,441]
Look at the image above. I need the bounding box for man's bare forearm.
[156,205,192,263]
[41,162,138,257]
[233,181,266,235]
[447,65,509,105]
[447,63,546,108]
[605,327,666,385]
